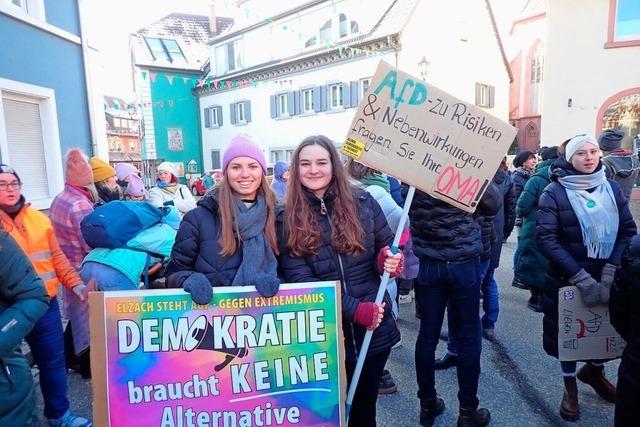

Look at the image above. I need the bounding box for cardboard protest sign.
[89,282,345,427]
[341,61,517,213]
[558,286,626,361]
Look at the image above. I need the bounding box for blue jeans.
[481,267,499,330]
[447,259,489,355]
[25,297,69,419]
[415,257,482,409]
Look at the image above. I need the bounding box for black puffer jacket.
[277,188,399,362]
[611,235,640,427]
[536,159,637,358]
[491,169,516,269]
[409,190,482,262]
[165,192,243,288]
[474,181,502,261]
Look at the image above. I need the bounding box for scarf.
[231,194,280,296]
[157,181,178,194]
[360,173,390,193]
[0,195,25,219]
[558,168,619,259]
[516,166,534,179]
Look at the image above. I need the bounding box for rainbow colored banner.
[89,282,345,427]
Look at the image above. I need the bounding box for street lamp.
[418,56,430,81]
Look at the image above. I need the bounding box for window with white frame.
[475,83,495,108]
[205,105,222,128]
[329,83,344,109]
[214,38,243,75]
[305,13,360,48]
[3,0,44,19]
[277,93,288,116]
[360,78,371,98]
[302,88,314,113]
[0,81,64,208]
[230,101,251,125]
[269,147,296,164]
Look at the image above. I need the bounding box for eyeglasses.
[0,182,22,191]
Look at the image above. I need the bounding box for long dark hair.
[217,171,278,257]
[285,135,364,256]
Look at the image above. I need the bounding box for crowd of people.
[1,129,639,427]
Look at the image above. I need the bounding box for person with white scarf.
[537,134,637,422]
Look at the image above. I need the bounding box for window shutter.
[313,86,323,112]
[216,107,223,126]
[211,150,221,169]
[294,90,301,115]
[270,95,277,118]
[245,101,252,123]
[475,83,481,106]
[230,102,237,125]
[287,91,295,116]
[342,82,351,108]
[2,98,49,200]
[204,107,211,128]
[350,81,359,107]
[320,85,328,111]
[489,86,495,108]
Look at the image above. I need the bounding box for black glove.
[163,200,175,206]
[568,269,600,307]
[599,263,617,304]
[183,272,212,305]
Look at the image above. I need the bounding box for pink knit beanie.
[65,149,93,187]
[222,134,266,173]
[115,163,139,181]
[126,173,145,197]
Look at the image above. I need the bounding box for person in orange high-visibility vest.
[0,165,92,427]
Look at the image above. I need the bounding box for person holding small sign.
[277,135,402,427]
[537,134,636,421]
[165,134,281,302]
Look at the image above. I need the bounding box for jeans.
[481,267,499,330]
[447,259,489,355]
[25,297,70,419]
[346,348,390,427]
[415,257,482,409]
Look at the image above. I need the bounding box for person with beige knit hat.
[90,157,123,204]
[148,161,196,214]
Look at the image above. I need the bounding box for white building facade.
[198,0,512,170]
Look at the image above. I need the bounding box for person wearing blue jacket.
[537,134,637,422]
[0,231,49,427]
[270,160,289,202]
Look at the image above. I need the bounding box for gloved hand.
[568,269,600,307]
[72,284,87,302]
[252,274,280,298]
[163,200,175,206]
[353,302,385,330]
[183,272,212,305]
[599,263,617,304]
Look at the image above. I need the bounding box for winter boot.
[560,376,580,421]
[456,407,491,427]
[419,397,445,426]
[577,363,616,402]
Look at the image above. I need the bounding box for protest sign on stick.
[90,283,346,427]
[341,61,517,213]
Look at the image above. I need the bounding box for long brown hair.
[285,135,364,257]
[217,171,278,257]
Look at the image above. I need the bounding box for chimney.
[209,1,217,35]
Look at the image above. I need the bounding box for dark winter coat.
[277,188,399,362]
[512,168,533,227]
[536,159,637,358]
[602,150,640,201]
[475,181,502,261]
[409,190,482,262]
[611,235,640,427]
[514,158,554,290]
[0,232,49,427]
[490,169,515,269]
[165,192,244,288]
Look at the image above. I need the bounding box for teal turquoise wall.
[150,71,203,184]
